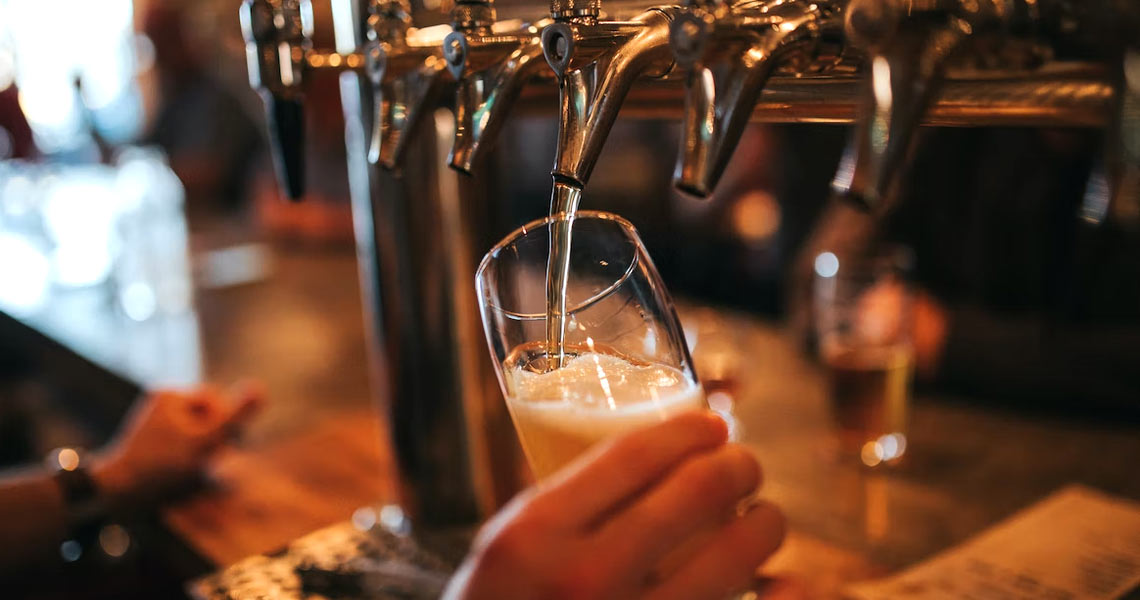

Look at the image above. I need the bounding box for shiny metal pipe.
[506,65,1114,127]
[336,0,525,530]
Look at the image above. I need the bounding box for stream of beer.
[545,180,583,370]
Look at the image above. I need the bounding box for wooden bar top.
[163,409,396,567]
[162,308,1140,598]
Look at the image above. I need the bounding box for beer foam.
[507,352,700,412]
[505,352,705,478]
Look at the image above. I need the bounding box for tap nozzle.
[831,0,1060,213]
[240,0,314,200]
[541,5,680,188]
[1082,50,1140,226]
[670,0,841,197]
[831,0,978,213]
[443,2,551,175]
[365,0,451,170]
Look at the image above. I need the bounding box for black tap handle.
[240,0,312,200]
[265,95,306,200]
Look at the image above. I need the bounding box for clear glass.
[477,211,706,480]
[813,246,914,467]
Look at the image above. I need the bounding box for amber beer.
[823,342,912,463]
[502,345,706,479]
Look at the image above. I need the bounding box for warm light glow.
[57,448,80,471]
[278,42,295,86]
[861,440,884,467]
[872,56,893,113]
[731,190,781,245]
[586,337,618,410]
[98,524,130,558]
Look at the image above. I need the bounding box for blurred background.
[0,0,833,476]
[1,0,1138,596]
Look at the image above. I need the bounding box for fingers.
[644,500,786,600]
[158,381,265,445]
[533,411,728,527]
[597,444,761,574]
[223,379,266,426]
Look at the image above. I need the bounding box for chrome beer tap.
[670,0,844,197]
[541,0,684,197]
[240,0,364,199]
[1081,9,1140,226]
[831,0,973,213]
[364,0,452,170]
[442,2,551,175]
[831,0,1033,214]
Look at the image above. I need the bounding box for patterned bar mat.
[189,517,468,599]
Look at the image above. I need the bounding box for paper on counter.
[845,485,1140,600]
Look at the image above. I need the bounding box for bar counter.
[161,252,1140,597]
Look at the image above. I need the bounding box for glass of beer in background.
[477,211,706,480]
[813,246,914,467]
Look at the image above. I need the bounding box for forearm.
[0,467,68,572]
[0,455,133,574]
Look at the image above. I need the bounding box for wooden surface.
[163,408,396,566]
[161,304,1140,597]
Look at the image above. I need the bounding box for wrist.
[90,452,136,509]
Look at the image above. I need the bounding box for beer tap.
[365,0,452,170]
[830,0,981,214]
[670,0,843,197]
[829,0,1047,214]
[240,0,364,199]
[541,0,684,200]
[442,2,551,175]
[1079,8,1140,227]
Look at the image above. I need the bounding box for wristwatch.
[46,447,109,562]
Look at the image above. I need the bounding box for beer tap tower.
[240,0,1140,531]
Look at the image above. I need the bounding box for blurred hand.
[855,281,948,378]
[93,382,265,505]
[911,291,948,378]
[444,412,786,600]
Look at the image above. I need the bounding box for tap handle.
[240,0,313,200]
[364,0,418,168]
[833,0,968,212]
[1082,53,1140,226]
[365,43,387,165]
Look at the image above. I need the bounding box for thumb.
[222,379,266,430]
